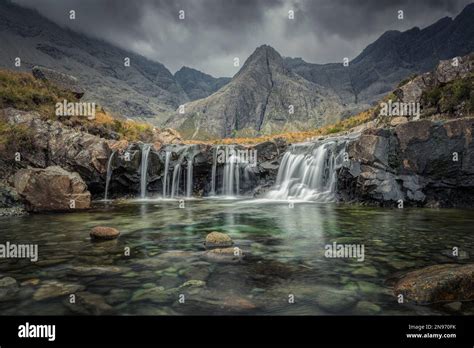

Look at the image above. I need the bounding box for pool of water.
[1,199,473,315]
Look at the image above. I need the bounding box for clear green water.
[1,199,473,315]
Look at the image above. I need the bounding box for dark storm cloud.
[13,0,473,76]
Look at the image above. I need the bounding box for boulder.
[33,280,84,301]
[203,247,244,263]
[32,66,85,98]
[90,226,120,240]
[390,116,408,126]
[205,232,233,248]
[2,108,111,193]
[395,74,429,104]
[393,264,474,304]
[14,166,90,212]
[435,54,473,84]
[65,291,114,315]
[0,277,19,302]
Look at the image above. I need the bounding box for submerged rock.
[131,286,176,304]
[354,300,381,314]
[0,277,19,302]
[33,280,84,301]
[66,291,114,315]
[205,232,233,248]
[444,301,462,311]
[66,265,128,276]
[203,247,244,264]
[90,226,120,240]
[106,288,132,305]
[312,287,358,313]
[393,263,474,304]
[158,250,196,260]
[180,280,206,289]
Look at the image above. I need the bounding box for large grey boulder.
[2,108,111,193]
[14,166,91,212]
[32,66,85,98]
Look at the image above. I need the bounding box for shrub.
[0,120,35,155]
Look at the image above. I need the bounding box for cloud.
[12,0,472,77]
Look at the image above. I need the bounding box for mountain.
[168,4,474,139]
[1,1,473,137]
[174,67,231,101]
[166,45,344,139]
[0,1,222,123]
[285,3,474,108]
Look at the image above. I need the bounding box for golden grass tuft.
[184,108,377,145]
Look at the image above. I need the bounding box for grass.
[0,117,35,155]
[184,108,377,145]
[0,69,157,142]
[421,73,474,116]
[0,69,75,118]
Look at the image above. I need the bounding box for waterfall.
[266,140,346,202]
[210,145,219,196]
[186,154,195,198]
[222,146,240,197]
[104,151,116,200]
[162,151,171,198]
[140,144,152,198]
[171,163,182,198]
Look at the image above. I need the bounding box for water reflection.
[0,199,473,315]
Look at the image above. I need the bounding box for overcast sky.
[13,0,473,77]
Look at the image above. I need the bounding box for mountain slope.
[0,1,190,123]
[166,45,344,139]
[174,67,231,101]
[285,3,474,108]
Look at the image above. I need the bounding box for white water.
[104,151,116,200]
[140,144,152,198]
[222,147,240,196]
[210,145,219,196]
[186,155,195,198]
[171,163,182,198]
[266,140,345,202]
[162,151,171,198]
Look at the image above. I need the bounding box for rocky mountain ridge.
[1,1,473,136]
[166,45,344,139]
[285,3,474,110]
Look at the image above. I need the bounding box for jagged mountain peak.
[236,44,288,77]
[166,45,343,139]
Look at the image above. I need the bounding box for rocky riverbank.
[1,55,473,211]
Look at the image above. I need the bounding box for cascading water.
[266,139,347,202]
[104,151,116,200]
[186,154,195,198]
[170,164,182,198]
[210,145,219,196]
[140,144,152,198]
[222,146,241,197]
[162,151,171,198]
